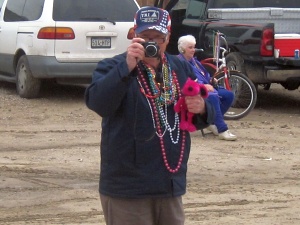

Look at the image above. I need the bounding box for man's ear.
[166,33,171,41]
[127,27,135,40]
[164,33,171,44]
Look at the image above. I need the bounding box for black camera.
[142,42,160,58]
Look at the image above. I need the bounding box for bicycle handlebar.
[195,48,204,53]
[219,35,229,51]
[220,47,227,58]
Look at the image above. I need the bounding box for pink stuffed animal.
[174,78,208,132]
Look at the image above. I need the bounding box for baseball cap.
[134,6,171,35]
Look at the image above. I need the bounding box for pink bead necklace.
[136,54,186,173]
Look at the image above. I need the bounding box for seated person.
[177,35,237,141]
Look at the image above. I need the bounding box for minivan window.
[22,0,44,21]
[53,0,138,22]
[0,0,4,12]
[4,0,25,21]
[4,0,44,22]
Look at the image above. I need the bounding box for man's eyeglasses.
[139,37,166,44]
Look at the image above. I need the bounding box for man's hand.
[185,94,206,115]
[126,38,145,72]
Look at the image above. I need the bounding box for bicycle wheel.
[215,70,257,120]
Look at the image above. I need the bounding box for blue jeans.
[207,87,234,133]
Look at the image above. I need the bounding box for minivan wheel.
[16,55,41,98]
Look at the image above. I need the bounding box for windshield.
[185,0,207,19]
[172,0,189,10]
[53,0,138,22]
[212,0,300,8]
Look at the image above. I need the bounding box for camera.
[141,42,160,58]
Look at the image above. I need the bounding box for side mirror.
[127,27,135,40]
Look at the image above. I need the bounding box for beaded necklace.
[137,54,186,173]
[192,58,205,76]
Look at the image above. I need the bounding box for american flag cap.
[134,6,171,35]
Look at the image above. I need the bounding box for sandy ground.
[0,81,299,225]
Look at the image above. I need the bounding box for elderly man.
[85,6,215,225]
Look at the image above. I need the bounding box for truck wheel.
[16,55,41,98]
[226,52,246,74]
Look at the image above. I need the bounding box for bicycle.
[199,31,257,120]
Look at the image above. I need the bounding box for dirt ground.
[0,81,299,225]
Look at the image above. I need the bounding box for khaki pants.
[100,194,185,225]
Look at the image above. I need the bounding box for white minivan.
[0,0,139,98]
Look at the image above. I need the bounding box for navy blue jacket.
[85,52,215,198]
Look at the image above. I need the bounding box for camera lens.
[145,44,158,57]
[142,42,160,58]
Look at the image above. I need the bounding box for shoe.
[218,130,237,141]
[207,125,218,136]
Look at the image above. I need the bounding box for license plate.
[91,37,111,48]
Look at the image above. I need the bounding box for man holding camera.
[85,6,214,225]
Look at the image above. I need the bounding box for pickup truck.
[158,0,300,90]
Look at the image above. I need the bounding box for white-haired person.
[178,35,237,141]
